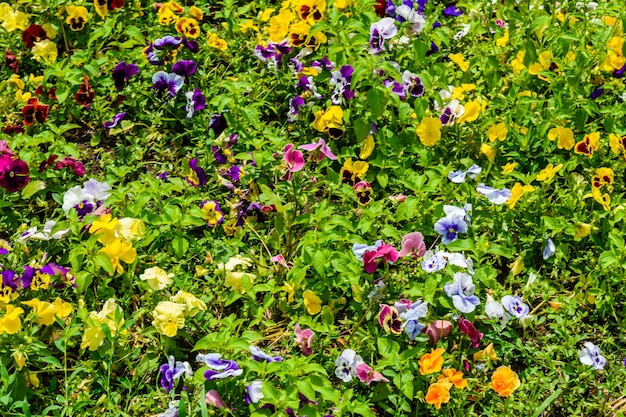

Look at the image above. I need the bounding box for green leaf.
[377,173,388,188]
[172,236,189,259]
[354,118,371,141]
[94,252,114,275]
[367,87,387,119]
[296,379,317,402]
[377,338,400,357]
[21,180,45,199]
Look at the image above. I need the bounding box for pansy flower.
[398,232,426,257]
[185,158,207,187]
[579,342,606,370]
[448,164,481,183]
[340,158,368,184]
[458,317,483,348]
[294,324,315,356]
[363,242,399,273]
[112,61,139,91]
[542,238,556,260]
[378,304,403,334]
[352,240,383,262]
[184,88,205,118]
[355,363,389,385]
[22,97,49,126]
[245,380,264,404]
[335,349,364,382]
[444,272,480,313]
[208,112,228,137]
[476,184,512,205]
[283,144,305,173]
[22,24,48,48]
[434,214,468,245]
[172,59,197,77]
[287,95,305,122]
[200,200,224,227]
[0,155,30,192]
[354,181,373,205]
[329,65,355,104]
[74,76,95,108]
[369,17,398,54]
[152,71,184,97]
[66,6,89,31]
[501,295,529,318]
[196,353,243,380]
[159,355,192,393]
[250,345,283,362]
[574,132,600,157]
[298,139,337,162]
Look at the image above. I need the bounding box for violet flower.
[434,215,468,245]
[443,5,463,16]
[476,184,512,205]
[151,71,184,97]
[501,295,529,318]
[185,158,207,187]
[172,60,197,77]
[401,70,425,97]
[329,65,355,104]
[369,18,398,54]
[458,317,483,348]
[208,113,228,136]
[589,86,604,100]
[196,353,243,380]
[298,138,337,161]
[103,112,126,129]
[154,35,183,49]
[579,342,606,370]
[287,95,305,122]
[294,324,315,356]
[334,349,364,382]
[0,155,29,192]
[159,355,192,393]
[245,381,264,404]
[448,164,482,183]
[112,61,139,91]
[184,88,205,118]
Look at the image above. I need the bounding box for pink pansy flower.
[294,323,315,356]
[363,242,399,273]
[398,232,426,258]
[283,144,305,172]
[355,363,389,385]
[270,254,292,269]
[0,141,15,156]
[205,390,228,408]
[378,304,402,334]
[298,138,337,161]
[424,320,453,344]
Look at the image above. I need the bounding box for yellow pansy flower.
[488,123,508,142]
[3,10,29,32]
[239,20,258,32]
[591,187,610,211]
[139,266,174,291]
[7,74,24,90]
[53,298,72,319]
[312,105,343,138]
[496,30,509,47]
[303,290,322,315]
[574,223,592,239]
[473,343,498,361]
[99,239,137,275]
[506,183,535,209]
[457,100,480,123]
[480,143,496,161]
[511,51,526,75]
[152,301,186,337]
[22,298,57,326]
[0,305,25,334]
[260,8,275,21]
[31,40,58,62]
[416,117,442,146]
[339,158,368,183]
[66,5,89,31]
[171,290,206,317]
[90,213,119,245]
[419,348,445,375]
[188,6,203,20]
[536,163,563,182]
[548,126,574,150]
[208,33,228,51]
[268,9,294,42]
[175,17,200,38]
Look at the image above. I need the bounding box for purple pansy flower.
[152,71,184,97]
[542,238,556,260]
[184,88,205,118]
[186,158,207,187]
[579,342,606,370]
[154,35,183,49]
[401,70,425,97]
[112,61,139,91]
[501,295,529,318]
[434,215,468,245]
[443,5,463,16]
[172,60,197,77]
[104,112,126,129]
[208,113,228,137]
[329,65,355,104]
[0,155,29,192]
[159,356,192,393]
[369,17,398,54]
[196,353,243,380]
[448,164,482,183]
[589,86,604,100]
[245,381,264,404]
[287,95,305,122]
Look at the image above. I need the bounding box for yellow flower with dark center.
[489,366,520,397]
[574,132,600,157]
[306,31,327,50]
[289,20,311,47]
[548,126,574,150]
[416,117,442,146]
[488,123,508,142]
[594,167,614,186]
[449,53,469,72]
[340,158,368,184]
[158,7,178,25]
[0,305,24,334]
[66,5,88,31]
[30,272,51,291]
[297,0,326,23]
[93,0,108,19]
[536,163,563,182]
[175,17,200,38]
[303,290,322,315]
[419,348,445,375]
[312,105,343,137]
[99,239,137,275]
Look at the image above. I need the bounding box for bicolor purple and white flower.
[579,342,606,370]
[152,71,184,97]
[335,349,364,382]
[501,295,529,319]
[476,184,512,205]
[448,164,482,183]
[444,272,480,313]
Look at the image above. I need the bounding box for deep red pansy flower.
[74,76,95,107]
[22,24,49,48]
[0,155,30,192]
[5,49,18,73]
[22,98,50,126]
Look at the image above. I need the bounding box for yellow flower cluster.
[0,3,29,32]
[216,255,256,292]
[81,298,125,351]
[152,290,206,337]
[91,214,144,275]
[22,297,72,326]
[262,0,328,48]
